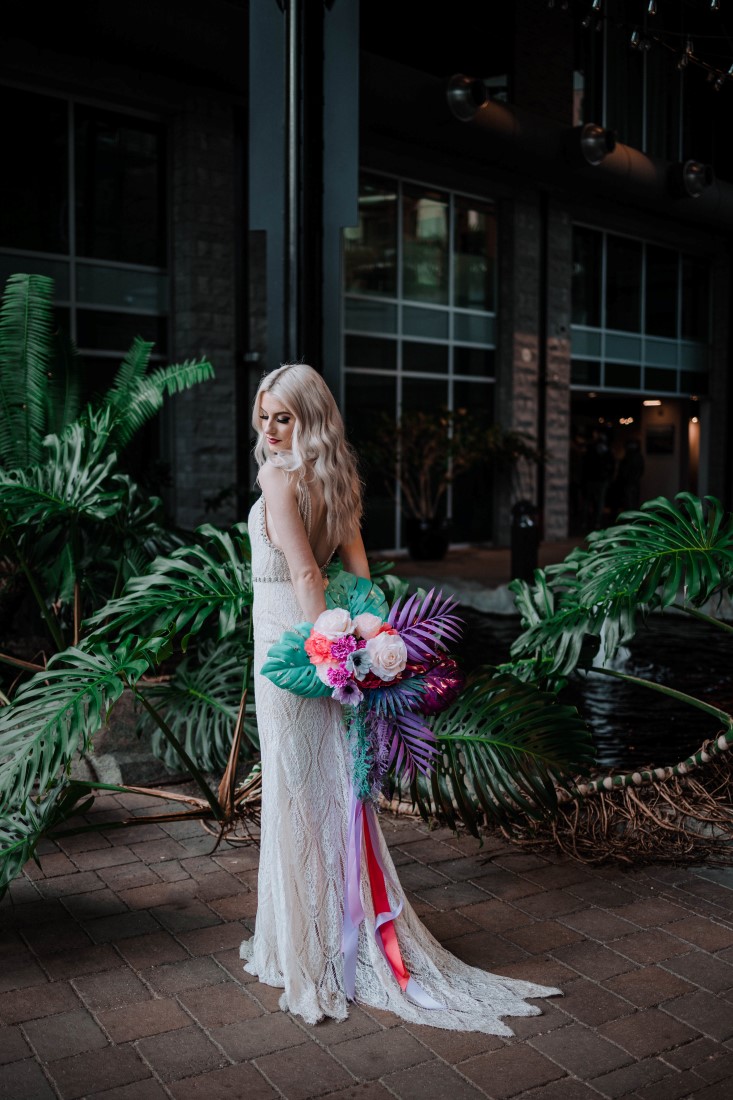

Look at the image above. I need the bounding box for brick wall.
[544,202,573,540]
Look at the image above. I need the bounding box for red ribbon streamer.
[362,805,410,991]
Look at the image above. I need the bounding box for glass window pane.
[403,185,449,304]
[344,372,396,549]
[402,342,448,374]
[646,246,678,338]
[452,381,495,542]
[606,235,642,332]
[645,367,678,393]
[344,297,397,333]
[401,377,448,416]
[0,87,68,254]
[454,197,496,310]
[75,107,166,266]
[681,256,710,341]
[344,335,396,371]
[402,305,448,340]
[454,347,495,377]
[0,256,71,299]
[571,360,601,387]
[605,362,640,389]
[344,177,397,297]
[76,264,169,312]
[680,371,708,396]
[76,310,168,354]
[453,313,495,344]
[572,227,602,327]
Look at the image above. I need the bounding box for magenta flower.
[327,665,351,688]
[331,634,357,660]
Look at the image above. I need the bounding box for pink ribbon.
[342,784,443,1010]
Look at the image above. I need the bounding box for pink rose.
[313,608,353,638]
[365,632,407,681]
[352,612,384,640]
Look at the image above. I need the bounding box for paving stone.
[87,1080,170,1100]
[102,825,168,845]
[413,878,487,907]
[456,899,532,933]
[210,1013,306,1060]
[397,839,462,864]
[327,1026,431,1079]
[603,965,695,1008]
[530,1021,633,1077]
[61,889,130,920]
[135,1024,228,1082]
[472,869,544,902]
[43,945,124,981]
[97,997,192,1042]
[84,910,161,943]
[609,930,692,965]
[1,898,67,931]
[26,851,77,878]
[212,947,258,986]
[590,1057,674,1098]
[74,967,152,1011]
[46,1045,151,1100]
[301,1004,381,1044]
[504,999,572,1039]
[513,1081,599,1100]
[663,1036,722,1070]
[175,921,246,957]
[154,861,192,883]
[168,1062,277,1098]
[71,846,139,871]
[491,956,576,988]
[300,1084,392,1100]
[550,941,636,981]
[442,931,527,969]
[419,910,477,941]
[176,982,263,1026]
[97,863,161,891]
[191,871,241,901]
[633,1069,708,1100]
[664,916,733,952]
[559,909,638,941]
[382,1058,486,1100]
[207,892,258,921]
[513,889,586,919]
[0,981,80,1024]
[431,856,500,882]
[555,979,632,1026]
[611,899,692,928]
[663,989,733,1042]
[23,1008,108,1060]
[57,832,116,855]
[693,1049,733,1083]
[116,930,191,970]
[255,1040,354,1099]
[0,1024,30,1064]
[663,951,733,993]
[689,1081,733,1100]
[144,957,231,995]
[503,920,583,954]
[154,901,221,935]
[37,871,105,898]
[460,1043,566,1096]
[22,921,93,959]
[115,880,199,911]
[0,1057,56,1099]
[567,881,637,908]
[0,959,48,994]
[598,1007,698,1058]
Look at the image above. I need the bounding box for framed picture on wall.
[645,424,675,455]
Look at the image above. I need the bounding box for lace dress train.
[240,492,561,1033]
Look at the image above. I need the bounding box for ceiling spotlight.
[630,29,641,48]
[643,399,662,406]
[648,0,657,13]
[668,159,714,198]
[446,74,489,121]
[578,122,616,165]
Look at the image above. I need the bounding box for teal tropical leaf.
[261,623,332,697]
[325,570,389,618]
[0,273,54,468]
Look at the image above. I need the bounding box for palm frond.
[102,336,154,412]
[104,357,215,451]
[388,587,463,661]
[414,667,596,835]
[85,523,253,649]
[138,639,257,772]
[0,273,55,467]
[0,638,155,814]
[387,710,438,778]
[46,324,82,435]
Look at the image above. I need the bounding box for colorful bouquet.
[261,574,464,1010]
[262,580,465,803]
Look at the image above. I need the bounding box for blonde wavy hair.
[251,363,363,547]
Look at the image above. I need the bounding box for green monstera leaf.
[325,571,389,619]
[260,623,332,698]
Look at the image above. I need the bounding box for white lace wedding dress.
[239,487,561,1034]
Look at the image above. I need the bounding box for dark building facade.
[2,0,732,549]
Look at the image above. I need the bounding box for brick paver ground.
[3,789,733,1099]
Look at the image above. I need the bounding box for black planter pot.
[404,518,451,561]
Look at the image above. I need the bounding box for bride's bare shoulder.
[258,462,293,493]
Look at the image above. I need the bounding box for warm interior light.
[691,416,699,424]
[619,416,635,425]
[587,391,597,398]
[643,399,662,406]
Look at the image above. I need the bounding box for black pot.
[404,518,451,561]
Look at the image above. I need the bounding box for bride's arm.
[337,529,371,581]
[258,464,328,622]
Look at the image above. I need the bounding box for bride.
[239,362,561,1033]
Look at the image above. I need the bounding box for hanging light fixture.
[630,28,641,48]
[648,0,657,14]
[445,73,489,121]
[677,39,693,70]
[667,159,714,198]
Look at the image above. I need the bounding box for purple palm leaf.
[388,588,464,664]
[365,677,425,718]
[385,711,439,779]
